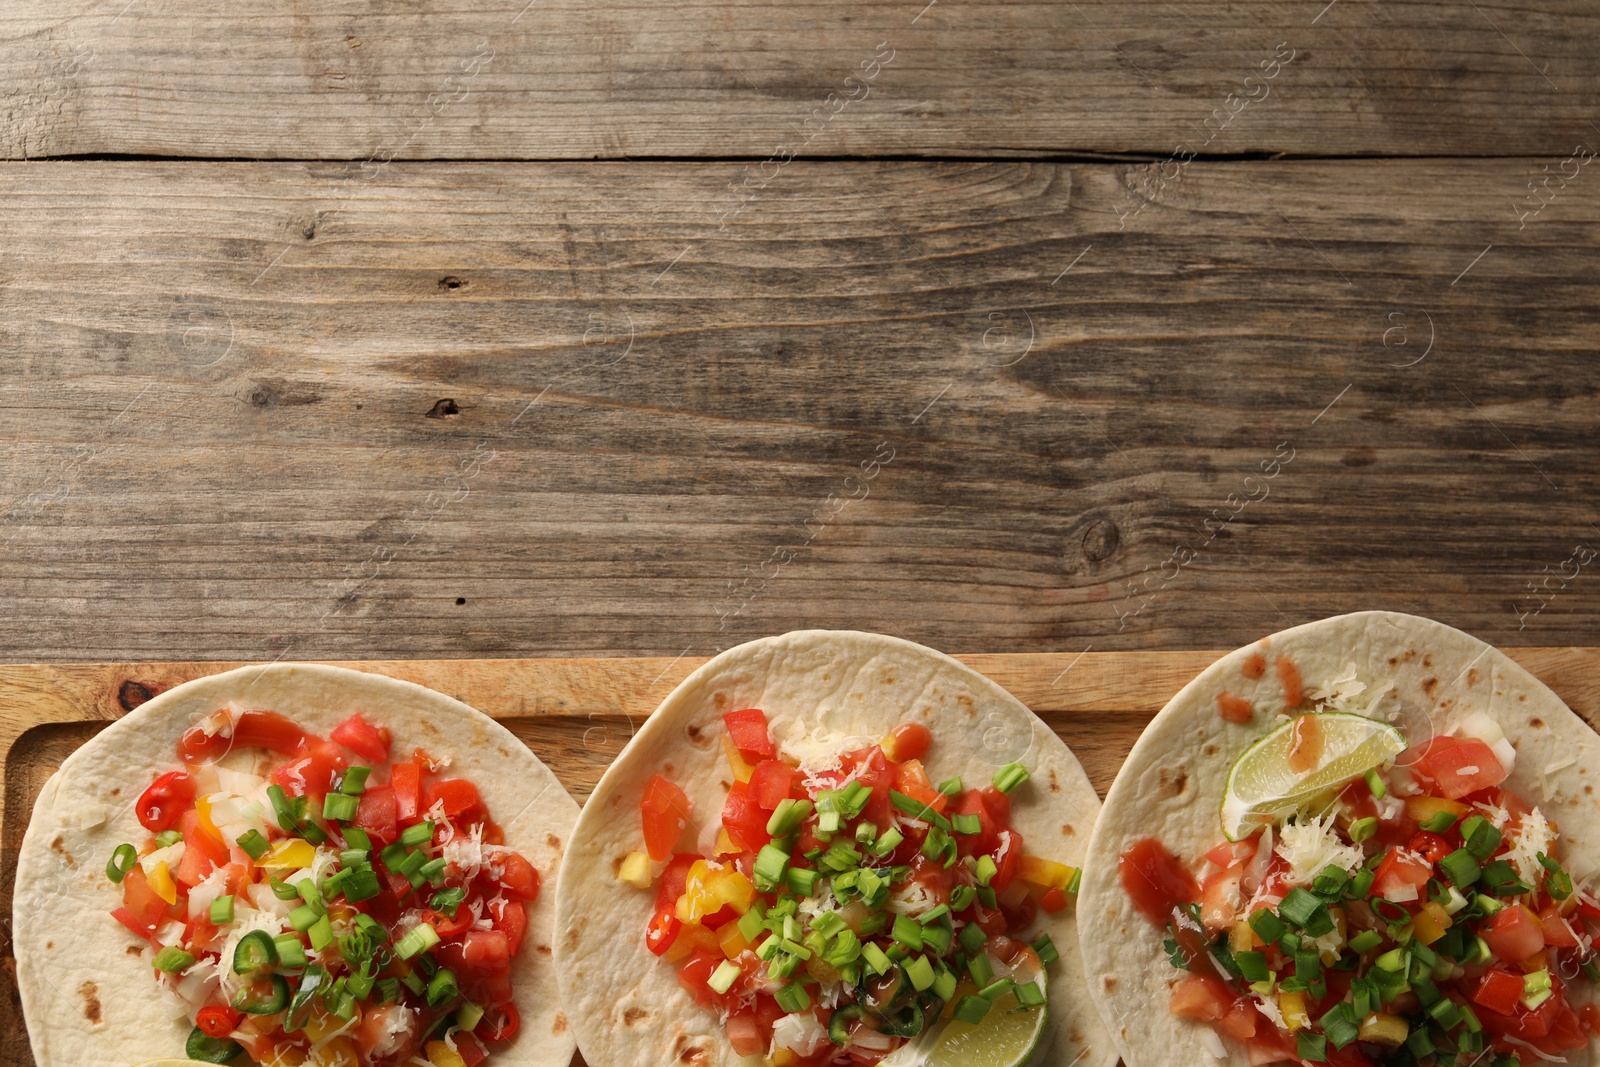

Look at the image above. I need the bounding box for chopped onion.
[1455,711,1505,745]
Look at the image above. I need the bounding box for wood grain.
[1,160,1598,666]
[1,0,1597,160]
[2,648,1599,1067]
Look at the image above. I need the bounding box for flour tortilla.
[14,663,579,1067]
[1079,610,1600,1067]
[555,630,1114,1067]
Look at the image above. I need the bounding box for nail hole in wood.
[118,680,154,712]
[455,597,466,605]
[426,399,460,419]
[438,276,466,291]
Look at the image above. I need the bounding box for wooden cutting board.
[4,649,1598,1066]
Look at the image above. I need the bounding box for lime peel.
[913,968,1048,1067]
[1220,712,1406,841]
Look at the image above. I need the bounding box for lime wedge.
[921,969,1048,1067]
[1220,712,1406,841]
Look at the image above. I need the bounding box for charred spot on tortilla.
[1586,785,1593,795]
[1531,717,1545,728]
[49,836,75,868]
[1402,649,1416,662]
[957,693,976,720]
[1158,767,1188,797]
[564,925,582,951]
[126,944,142,955]
[1423,654,1434,668]
[1389,657,1399,667]
[537,944,552,954]
[546,833,563,852]
[1104,976,1118,991]
[1049,768,1061,793]
[1468,668,1480,686]
[624,1007,649,1026]
[1423,677,1438,698]
[685,722,710,747]
[78,981,101,1024]
[45,941,53,950]
[1203,743,1219,757]
[1062,823,1075,836]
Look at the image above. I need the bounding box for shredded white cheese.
[1276,813,1366,887]
[1474,799,1511,831]
[771,1012,830,1056]
[1505,807,1554,885]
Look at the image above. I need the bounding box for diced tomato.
[455,1030,491,1065]
[640,775,692,862]
[476,1003,520,1043]
[330,712,391,763]
[490,898,527,956]
[390,760,423,824]
[1201,865,1245,931]
[196,1004,241,1039]
[988,829,1023,894]
[1474,968,1527,1016]
[1405,736,1508,800]
[1119,838,1200,928]
[1039,887,1068,914]
[1246,1027,1298,1065]
[882,722,933,763]
[720,784,772,854]
[177,709,313,762]
[424,904,475,940]
[722,709,775,760]
[494,852,541,902]
[173,809,228,887]
[1482,904,1545,962]
[1478,985,1589,1055]
[953,790,998,856]
[1406,831,1452,865]
[1169,972,1234,1020]
[893,759,948,814]
[1538,904,1580,948]
[135,771,195,832]
[351,784,398,846]
[459,929,511,972]
[110,907,154,940]
[1216,998,1260,1041]
[424,778,485,822]
[678,950,729,1009]
[271,739,346,799]
[726,1008,767,1057]
[748,760,793,812]
[120,865,168,933]
[979,785,1012,827]
[1371,847,1432,902]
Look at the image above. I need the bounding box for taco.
[14,663,579,1067]
[1080,610,1600,1067]
[554,630,1113,1067]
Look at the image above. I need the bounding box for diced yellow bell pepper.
[1358,1012,1410,1047]
[714,830,740,857]
[262,1045,308,1067]
[718,921,752,959]
[617,851,653,889]
[1412,901,1452,946]
[768,1051,797,1067]
[1279,990,1309,1032]
[1229,919,1261,954]
[423,1041,468,1067]
[1405,796,1469,823]
[722,736,754,784]
[149,861,178,905]
[195,795,223,843]
[1018,855,1076,891]
[663,922,718,963]
[262,838,316,870]
[314,1035,360,1067]
[675,860,756,923]
[303,1004,361,1043]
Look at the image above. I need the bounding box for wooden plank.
[1,159,1598,668]
[3,648,1599,1067]
[1,0,1597,159]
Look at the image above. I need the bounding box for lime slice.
[1220,712,1406,841]
[921,969,1048,1067]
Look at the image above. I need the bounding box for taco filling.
[620,710,1078,1066]
[1121,708,1600,1066]
[104,707,540,1067]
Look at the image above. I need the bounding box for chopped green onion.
[274,935,308,969]
[861,942,892,976]
[400,821,435,847]
[892,915,924,951]
[426,967,459,1008]
[766,798,814,837]
[1440,849,1482,889]
[308,915,334,952]
[342,825,372,851]
[1464,816,1502,860]
[1419,811,1459,833]
[888,790,951,831]
[937,777,963,796]
[210,895,235,925]
[870,827,904,856]
[267,785,303,833]
[1015,980,1046,1008]
[920,904,950,925]
[322,792,359,822]
[1321,1003,1360,1050]
[1068,866,1082,895]
[1235,950,1269,982]
[787,867,820,896]
[394,921,440,960]
[1348,929,1383,954]
[854,822,878,845]
[236,829,269,860]
[952,995,991,1024]
[287,903,320,933]
[774,982,811,1013]
[967,950,994,987]
[1349,816,1378,843]
[1538,853,1574,900]
[429,886,467,917]
[933,969,960,1003]
[269,879,300,900]
[1031,933,1059,968]
[1296,1030,1327,1061]
[1482,859,1532,896]
[905,954,936,992]
[950,884,976,911]
[1250,909,1287,944]
[106,843,138,883]
[339,766,371,796]
[296,876,324,909]
[975,856,998,887]
[153,945,195,973]
[154,829,183,848]
[753,845,791,892]
[959,922,987,955]
[1364,767,1387,799]
[1279,888,1324,929]
[992,763,1029,794]
[708,960,741,995]
[418,857,448,885]
[951,813,982,836]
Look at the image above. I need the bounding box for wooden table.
[2,0,1599,1061]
